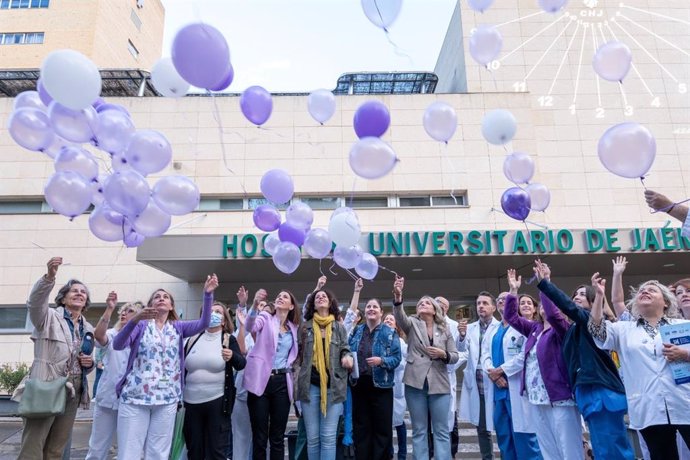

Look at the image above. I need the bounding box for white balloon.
[592,41,632,82]
[286,201,314,230]
[538,0,568,13]
[304,228,332,259]
[355,253,379,280]
[329,212,361,247]
[334,244,364,270]
[132,199,171,237]
[264,231,281,256]
[360,0,402,30]
[273,242,302,274]
[598,122,656,179]
[526,183,551,212]
[423,102,458,143]
[307,89,336,124]
[152,175,200,216]
[40,49,102,110]
[44,171,92,218]
[467,0,495,13]
[349,137,398,180]
[151,57,190,98]
[503,152,535,184]
[54,145,99,181]
[481,109,517,145]
[469,25,502,66]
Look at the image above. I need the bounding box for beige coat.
[12,276,94,409]
[393,302,459,394]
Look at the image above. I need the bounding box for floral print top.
[120,321,182,405]
[526,333,575,407]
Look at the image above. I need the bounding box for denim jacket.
[349,323,402,389]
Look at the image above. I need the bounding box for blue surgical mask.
[209,312,223,328]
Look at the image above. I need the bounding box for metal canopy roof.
[334,72,438,95]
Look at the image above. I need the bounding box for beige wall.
[0,0,164,70]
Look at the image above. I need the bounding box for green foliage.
[0,362,29,395]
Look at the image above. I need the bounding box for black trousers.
[247,373,291,460]
[640,424,690,460]
[351,375,394,460]
[183,396,230,460]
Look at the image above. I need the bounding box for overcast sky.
[160,0,457,92]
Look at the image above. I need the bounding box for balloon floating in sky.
[469,25,502,66]
[423,102,458,143]
[501,187,531,221]
[592,41,632,82]
[171,23,232,91]
[360,0,403,31]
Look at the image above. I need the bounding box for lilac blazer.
[243,310,299,401]
[504,292,573,403]
[113,292,213,398]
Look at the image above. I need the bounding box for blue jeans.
[301,384,343,460]
[405,383,451,460]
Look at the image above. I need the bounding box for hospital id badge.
[157,376,171,389]
[507,345,520,356]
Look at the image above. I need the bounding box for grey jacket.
[393,301,459,394]
[295,319,351,405]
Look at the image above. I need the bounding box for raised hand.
[105,291,118,311]
[46,257,63,281]
[132,306,157,324]
[507,269,521,294]
[204,274,219,293]
[458,320,468,338]
[591,272,606,297]
[253,289,267,307]
[237,286,248,306]
[644,190,673,211]
[316,276,327,291]
[612,256,627,276]
[236,308,246,325]
[393,276,405,301]
[354,278,363,293]
[533,259,551,282]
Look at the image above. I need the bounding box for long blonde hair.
[626,280,679,318]
[414,296,447,330]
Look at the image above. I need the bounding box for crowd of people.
[11,190,690,460]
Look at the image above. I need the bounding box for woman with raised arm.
[535,259,634,460]
[16,257,95,460]
[85,294,142,460]
[113,274,217,460]
[348,298,401,460]
[391,276,459,460]
[296,289,353,460]
[244,290,301,460]
[503,268,582,460]
[344,278,365,335]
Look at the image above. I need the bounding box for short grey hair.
[54,279,91,311]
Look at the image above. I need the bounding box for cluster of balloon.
[592,41,632,82]
[329,207,379,280]
[350,100,398,179]
[7,49,201,247]
[360,0,402,33]
[598,122,656,180]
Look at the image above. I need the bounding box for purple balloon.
[13,91,46,111]
[89,204,127,242]
[253,204,281,232]
[278,221,306,247]
[7,107,55,152]
[54,145,99,181]
[353,100,390,138]
[260,169,294,204]
[44,171,92,218]
[96,103,131,117]
[240,86,273,126]
[37,79,53,106]
[171,23,231,90]
[124,130,173,175]
[91,97,106,110]
[152,175,200,215]
[500,187,531,221]
[104,169,151,217]
[124,229,146,248]
[209,63,234,92]
[48,102,98,143]
[95,108,136,155]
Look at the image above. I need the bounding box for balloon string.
[348,177,357,208]
[318,259,326,278]
[209,91,248,195]
[378,264,400,278]
[344,268,360,281]
[168,213,208,231]
[100,243,127,283]
[441,143,458,205]
[328,260,338,276]
[488,68,499,92]
[640,176,648,191]
[490,207,549,229]
[30,242,72,266]
[372,0,415,66]
[522,274,539,285]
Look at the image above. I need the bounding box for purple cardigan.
[113,292,213,398]
[243,310,299,401]
[504,292,573,403]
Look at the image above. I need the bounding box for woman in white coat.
[481,291,541,460]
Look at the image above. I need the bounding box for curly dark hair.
[54,279,91,311]
[304,289,340,321]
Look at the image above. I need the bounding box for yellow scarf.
[312,313,335,416]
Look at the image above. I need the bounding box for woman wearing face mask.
[113,274,218,460]
[244,290,301,460]
[296,289,354,460]
[183,301,246,459]
[85,296,143,460]
[535,260,634,460]
[590,275,690,460]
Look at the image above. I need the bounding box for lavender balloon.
[469,25,503,66]
[171,23,231,90]
[124,229,146,248]
[36,79,53,106]
[467,0,495,12]
[90,174,107,206]
[96,109,135,155]
[304,228,332,259]
[92,98,106,110]
[526,183,551,212]
[111,152,131,172]
[260,169,294,204]
[89,204,127,242]
[44,171,92,218]
[538,0,568,13]
[104,169,151,217]
[13,91,45,111]
[263,231,280,256]
[44,135,72,159]
[353,100,390,138]
[273,242,301,274]
[307,89,336,125]
[96,103,131,117]
[132,199,171,237]
[48,102,98,143]
[334,244,364,270]
[278,222,307,247]
[124,130,173,175]
[286,201,314,230]
[7,107,55,152]
[501,187,531,221]
[355,253,379,280]
[54,145,99,181]
[349,137,398,180]
[503,151,534,184]
[209,63,234,92]
[598,122,656,179]
[253,204,281,232]
[152,175,200,215]
[240,86,273,126]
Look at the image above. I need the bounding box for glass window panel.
[10,0,21,7]
[13,33,23,44]
[431,195,465,206]
[0,202,43,213]
[1,0,10,8]
[300,197,339,210]
[399,196,430,207]
[219,199,243,210]
[0,307,28,330]
[19,0,29,7]
[197,199,220,211]
[248,198,288,210]
[349,197,388,208]
[353,74,371,81]
[40,0,49,6]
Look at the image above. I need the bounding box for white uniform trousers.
[85,404,118,460]
[531,404,584,460]
[117,401,177,460]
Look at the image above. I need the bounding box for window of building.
[0,32,44,44]
[300,197,340,210]
[0,201,44,214]
[0,306,29,332]
[219,199,243,210]
[127,39,139,59]
[399,196,431,207]
[1,0,49,8]
[348,196,389,208]
[130,9,142,31]
[247,198,288,211]
[431,194,466,206]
